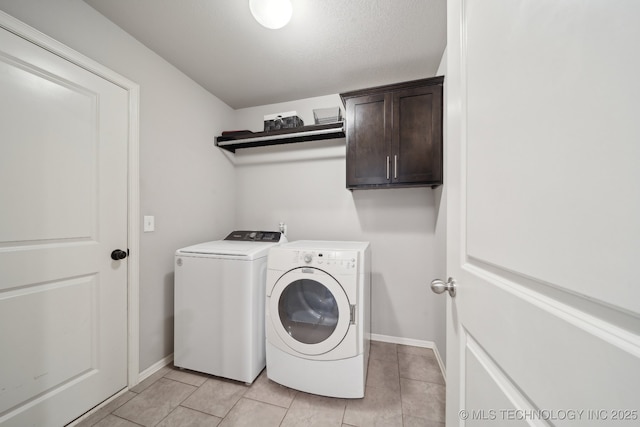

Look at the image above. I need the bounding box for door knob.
[111,249,128,261]
[430,277,456,297]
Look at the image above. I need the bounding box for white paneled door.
[444,0,640,426]
[0,22,128,427]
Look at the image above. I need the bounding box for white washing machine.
[174,230,286,384]
[265,240,371,398]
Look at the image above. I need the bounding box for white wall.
[232,93,447,353]
[0,0,237,371]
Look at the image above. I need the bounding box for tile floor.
[76,342,445,427]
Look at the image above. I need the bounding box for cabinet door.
[392,85,443,185]
[346,93,392,187]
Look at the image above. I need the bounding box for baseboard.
[137,353,174,384]
[371,333,446,383]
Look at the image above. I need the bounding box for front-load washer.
[174,230,286,384]
[265,240,371,398]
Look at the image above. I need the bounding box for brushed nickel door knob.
[430,277,456,297]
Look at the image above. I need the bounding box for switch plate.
[143,215,155,232]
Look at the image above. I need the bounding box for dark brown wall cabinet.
[340,76,444,189]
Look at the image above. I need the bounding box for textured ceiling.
[84,0,446,109]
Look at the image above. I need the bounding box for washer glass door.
[270,268,351,356]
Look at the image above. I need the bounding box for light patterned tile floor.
[76,342,445,427]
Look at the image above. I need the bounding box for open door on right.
[440,1,640,425]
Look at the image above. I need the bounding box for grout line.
[110,414,145,426]
[176,404,222,419]
[150,374,204,426]
[162,371,209,388]
[217,382,250,420]
[241,394,294,410]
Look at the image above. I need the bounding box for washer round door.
[269,267,351,356]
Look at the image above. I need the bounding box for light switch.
[144,215,155,232]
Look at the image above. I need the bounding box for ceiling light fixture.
[249,0,293,30]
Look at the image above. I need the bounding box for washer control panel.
[224,230,282,242]
[295,250,358,272]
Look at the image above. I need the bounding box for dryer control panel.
[224,230,282,242]
[297,250,358,272]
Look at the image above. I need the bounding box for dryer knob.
[303,253,313,263]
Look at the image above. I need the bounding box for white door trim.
[0,11,141,388]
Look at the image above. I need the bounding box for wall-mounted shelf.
[215,122,345,153]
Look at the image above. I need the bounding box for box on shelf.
[264,111,304,132]
[313,107,342,125]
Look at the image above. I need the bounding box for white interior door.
[444,0,640,425]
[0,22,129,427]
